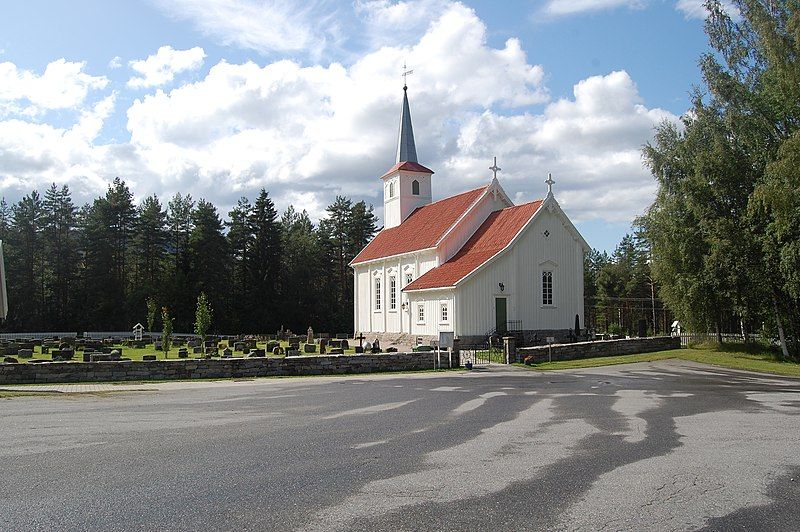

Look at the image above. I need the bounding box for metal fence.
[0,332,77,340]
[678,332,777,347]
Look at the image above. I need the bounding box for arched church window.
[412,180,420,195]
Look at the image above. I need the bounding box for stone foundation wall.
[0,352,440,385]
[515,336,680,364]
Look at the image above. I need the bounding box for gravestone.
[142,355,157,361]
[386,347,398,352]
[109,349,122,361]
[193,346,203,354]
[272,346,282,356]
[329,348,344,355]
[223,347,233,357]
[307,326,314,345]
[3,357,18,364]
[17,349,33,359]
[234,342,245,352]
[354,346,364,354]
[286,349,300,357]
[304,343,316,354]
[178,348,189,359]
[267,341,279,352]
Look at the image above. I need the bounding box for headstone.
[386,347,398,352]
[304,343,316,354]
[234,342,245,352]
[286,349,300,357]
[142,355,157,361]
[178,349,189,359]
[319,343,326,355]
[329,348,344,355]
[340,340,349,350]
[307,326,314,345]
[109,349,122,361]
[223,347,233,357]
[193,346,203,354]
[354,346,364,354]
[272,346,282,356]
[267,341,279,352]
[17,348,33,359]
[3,357,18,364]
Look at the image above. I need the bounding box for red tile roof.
[380,161,434,179]
[350,187,487,265]
[404,200,543,291]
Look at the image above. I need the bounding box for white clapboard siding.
[456,206,584,336]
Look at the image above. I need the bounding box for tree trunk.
[715,312,723,347]
[773,293,790,360]
[740,318,749,344]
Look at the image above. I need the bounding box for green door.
[495,297,507,334]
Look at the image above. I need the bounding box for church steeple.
[380,82,434,230]
[396,86,418,164]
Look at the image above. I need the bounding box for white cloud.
[675,0,738,19]
[108,56,123,69]
[0,1,676,227]
[128,46,206,89]
[0,59,108,114]
[542,0,645,16]
[151,0,341,57]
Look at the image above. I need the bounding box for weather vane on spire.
[489,157,501,180]
[402,62,413,90]
[545,173,555,195]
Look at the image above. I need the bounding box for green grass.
[517,343,800,377]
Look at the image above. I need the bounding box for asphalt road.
[2,359,800,531]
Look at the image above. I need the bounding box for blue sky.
[0,0,723,252]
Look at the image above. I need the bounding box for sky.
[0,0,731,252]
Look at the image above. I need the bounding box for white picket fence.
[679,332,776,347]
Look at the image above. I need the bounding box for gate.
[460,336,506,367]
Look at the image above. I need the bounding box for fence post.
[503,336,516,364]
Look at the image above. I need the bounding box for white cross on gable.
[545,173,555,195]
[489,156,501,180]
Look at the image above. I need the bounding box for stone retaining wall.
[516,336,681,364]
[0,352,440,385]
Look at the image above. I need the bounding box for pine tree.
[41,184,78,329]
[248,189,281,331]
[189,200,229,332]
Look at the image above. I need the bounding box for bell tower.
[381,84,433,229]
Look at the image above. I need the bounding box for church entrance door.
[495,297,507,335]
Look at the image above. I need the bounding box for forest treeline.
[638,1,800,358]
[0,178,377,334]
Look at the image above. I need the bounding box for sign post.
[546,336,555,363]
[439,331,454,368]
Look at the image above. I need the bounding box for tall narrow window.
[412,180,420,195]
[440,303,448,322]
[417,304,425,323]
[389,276,396,310]
[389,181,395,198]
[375,278,382,310]
[405,273,413,285]
[542,271,553,306]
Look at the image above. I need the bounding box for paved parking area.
[1,359,799,531]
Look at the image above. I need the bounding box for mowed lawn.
[522,344,800,378]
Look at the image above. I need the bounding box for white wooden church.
[351,85,589,343]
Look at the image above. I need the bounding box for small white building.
[351,86,590,344]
